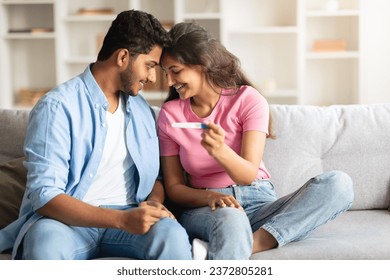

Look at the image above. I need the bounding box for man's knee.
[147,218,192,260]
[23,219,76,260]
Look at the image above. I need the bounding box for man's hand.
[141,200,176,219]
[118,201,174,235]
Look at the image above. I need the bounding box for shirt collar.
[81,64,109,111]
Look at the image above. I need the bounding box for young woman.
[157,22,354,260]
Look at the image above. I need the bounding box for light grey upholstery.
[1,104,390,260]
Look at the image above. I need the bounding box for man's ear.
[117,49,130,68]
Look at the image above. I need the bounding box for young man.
[0,10,192,260]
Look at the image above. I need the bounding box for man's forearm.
[37,194,122,229]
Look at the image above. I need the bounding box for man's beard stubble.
[119,62,137,96]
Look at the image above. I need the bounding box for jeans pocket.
[251,180,276,196]
[240,180,277,211]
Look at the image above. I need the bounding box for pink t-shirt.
[157,85,271,189]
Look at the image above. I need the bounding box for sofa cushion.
[0,109,30,163]
[0,157,27,229]
[264,104,390,210]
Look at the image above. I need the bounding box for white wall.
[360,0,390,104]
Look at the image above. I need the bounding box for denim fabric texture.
[179,170,354,259]
[22,205,192,260]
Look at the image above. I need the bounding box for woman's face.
[161,54,206,100]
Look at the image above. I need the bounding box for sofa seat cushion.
[251,210,390,259]
[0,157,27,229]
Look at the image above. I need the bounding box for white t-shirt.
[83,98,136,206]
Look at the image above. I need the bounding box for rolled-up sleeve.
[24,97,71,211]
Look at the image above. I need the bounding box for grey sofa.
[1,103,390,260]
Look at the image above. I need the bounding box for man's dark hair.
[97,10,169,61]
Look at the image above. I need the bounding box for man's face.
[120,46,162,96]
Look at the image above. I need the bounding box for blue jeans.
[22,205,192,260]
[179,170,354,260]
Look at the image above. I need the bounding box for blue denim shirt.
[0,66,160,258]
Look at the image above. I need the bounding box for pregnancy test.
[171,122,208,129]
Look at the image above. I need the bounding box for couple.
[0,10,353,260]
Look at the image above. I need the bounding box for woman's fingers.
[208,195,243,211]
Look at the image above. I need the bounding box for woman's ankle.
[252,228,278,253]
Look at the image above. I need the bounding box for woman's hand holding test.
[201,121,227,158]
[200,120,266,186]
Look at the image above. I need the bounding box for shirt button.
[102,123,106,127]
[89,173,93,178]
